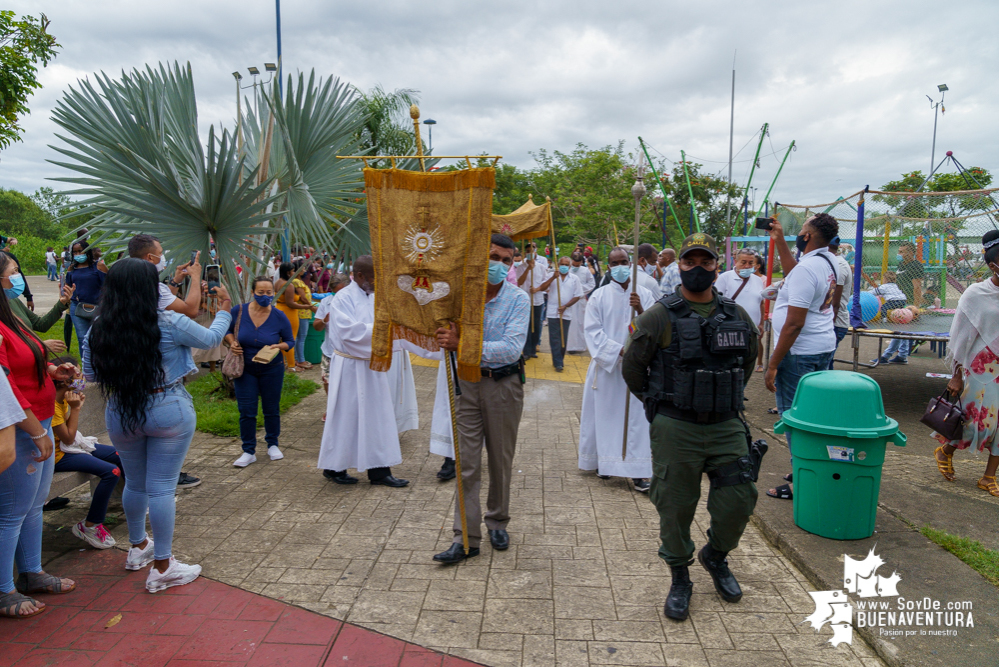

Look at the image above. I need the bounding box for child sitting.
[51,356,123,549]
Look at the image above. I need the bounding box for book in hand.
[251,345,281,364]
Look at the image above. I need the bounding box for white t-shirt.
[715,270,765,327]
[45,251,57,265]
[314,293,339,357]
[834,256,853,330]
[636,269,662,299]
[158,282,178,311]
[0,368,26,431]
[772,249,837,355]
[874,283,905,303]
[516,263,548,306]
[544,272,583,319]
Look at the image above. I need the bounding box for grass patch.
[920,525,999,587]
[187,371,319,437]
[36,323,81,360]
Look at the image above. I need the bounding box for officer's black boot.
[698,543,742,603]
[663,565,693,621]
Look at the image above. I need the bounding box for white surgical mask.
[154,253,166,272]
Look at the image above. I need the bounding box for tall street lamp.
[423,118,437,152]
[927,84,948,174]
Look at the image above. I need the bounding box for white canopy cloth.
[578,281,656,478]
[566,267,596,352]
[317,281,402,472]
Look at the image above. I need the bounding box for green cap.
[678,232,719,259]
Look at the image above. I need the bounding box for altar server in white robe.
[388,346,419,433]
[578,247,655,492]
[318,256,409,487]
[566,251,596,353]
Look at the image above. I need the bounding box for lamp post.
[423,118,436,152]
[232,72,244,159]
[927,84,948,175]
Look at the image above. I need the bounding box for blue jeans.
[232,358,284,454]
[46,263,57,280]
[523,305,544,357]
[829,327,848,370]
[885,338,911,361]
[548,318,571,370]
[775,352,834,456]
[294,316,311,363]
[55,444,122,525]
[107,386,196,560]
[0,419,54,593]
[69,302,94,345]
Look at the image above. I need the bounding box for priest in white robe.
[317,256,409,487]
[578,247,656,491]
[566,252,597,353]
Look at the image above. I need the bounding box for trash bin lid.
[778,370,899,438]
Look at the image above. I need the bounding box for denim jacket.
[83,310,232,387]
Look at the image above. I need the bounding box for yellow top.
[51,399,68,463]
[293,278,312,320]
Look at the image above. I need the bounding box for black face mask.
[679,265,715,293]
[795,233,809,253]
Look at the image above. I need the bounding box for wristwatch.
[168,278,183,288]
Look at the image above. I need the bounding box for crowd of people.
[0,217,996,625]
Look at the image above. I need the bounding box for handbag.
[221,305,244,379]
[920,390,964,441]
[74,302,99,321]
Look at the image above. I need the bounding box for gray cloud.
[2,0,996,211]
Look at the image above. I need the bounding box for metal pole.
[275,0,283,100]
[759,140,795,210]
[680,150,700,233]
[741,123,768,235]
[624,156,646,460]
[726,55,736,235]
[638,137,682,232]
[930,101,939,176]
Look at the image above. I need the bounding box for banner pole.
[624,156,647,460]
[548,200,564,348]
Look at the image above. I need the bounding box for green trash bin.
[774,370,906,540]
[304,320,324,365]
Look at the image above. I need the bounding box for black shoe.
[663,565,693,621]
[597,473,611,480]
[632,478,650,493]
[888,356,908,364]
[437,458,456,481]
[489,529,509,550]
[42,497,70,512]
[555,366,564,373]
[324,470,358,484]
[433,543,480,564]
[698,544,742,603]
[177,472,201,489]
[371,475,409,487]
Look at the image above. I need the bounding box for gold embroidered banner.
[491,196,551,241]
[366,167,495,382]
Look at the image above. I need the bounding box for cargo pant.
[649,415,758,567]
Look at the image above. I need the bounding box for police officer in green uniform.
[622,233,762,622]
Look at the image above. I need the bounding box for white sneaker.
[145,557,202,593]
[268,446,284,461]
[233,453,256,467]
[126,538,155,571]
[72,522,116,549]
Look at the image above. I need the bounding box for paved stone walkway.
[47,349,886,666]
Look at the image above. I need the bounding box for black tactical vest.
[645,292,752,423]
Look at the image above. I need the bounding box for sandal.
[783,473,793,483]
[15,571,76,595]
[977,475,999,497]
[767,484,793,500]
[0,591,45,619]
[934,446,956,482]
[767,408,779,415]
[755,365,764,373]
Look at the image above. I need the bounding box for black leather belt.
[658,404,737,424]
[481,361,520,380]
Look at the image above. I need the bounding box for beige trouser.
[452,372,524,548]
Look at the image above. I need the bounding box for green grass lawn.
[36,320,82,361]
[921,525,999,588]
[186,371,318,437]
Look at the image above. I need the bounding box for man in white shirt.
[516,248,548,359]
[536,257,582,372]
[127,234,202,318]
[635,244,663,299]
[566,252,596,353]
[764,214,839,501]
[45,247,58,281]
[715,248,765,336]
[828,237,853,369]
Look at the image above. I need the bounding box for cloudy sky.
[2,0,996,209]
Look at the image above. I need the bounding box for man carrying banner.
[433,233,530,564]
[317,256,409,487]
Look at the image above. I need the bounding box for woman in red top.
[0,253,76,618]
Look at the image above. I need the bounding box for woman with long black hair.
[0,253,78,618]
[83,258,232,593]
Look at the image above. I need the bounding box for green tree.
[491,163,532,214]
[0,187,59,237]
[0,11,58,149]
[353,85,421,167]
[650,159,744,241]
